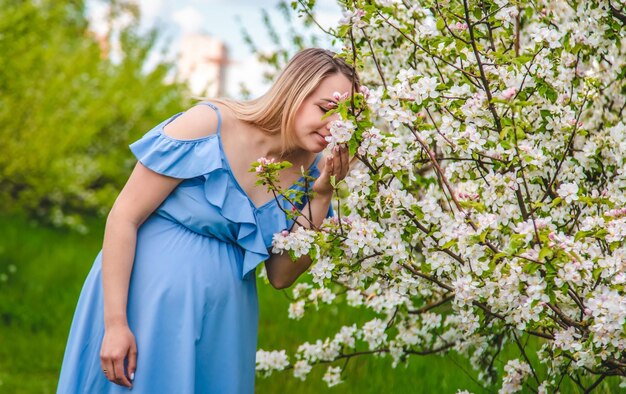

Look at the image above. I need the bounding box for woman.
[57,48,357,393]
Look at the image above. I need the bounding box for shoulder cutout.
[162,104,220,141]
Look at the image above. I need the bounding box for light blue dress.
[57,103,327,393]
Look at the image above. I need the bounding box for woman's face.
[292,73,353,153]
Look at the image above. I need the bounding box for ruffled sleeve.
[129,113,219,179]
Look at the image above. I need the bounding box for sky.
[87,0,343,97]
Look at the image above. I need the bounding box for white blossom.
[256,349,289,376]
[361,318,388,350]
[326,119,356,150]
[499,359,531,394]
[293,360,312,381]
[322,366,343,387]
[288,300,305,320]
[309,257,335,285]
[557,182,579,203]
[272,227,316,258]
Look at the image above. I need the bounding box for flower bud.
[502,87,517,100]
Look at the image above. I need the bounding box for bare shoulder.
[161,102,223,140]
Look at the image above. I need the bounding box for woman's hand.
[100,324,137,388]
[313,145,350,196]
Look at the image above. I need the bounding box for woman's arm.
[99,162,182,387]
[264,145,349,289]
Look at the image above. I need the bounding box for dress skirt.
[57,215,259,393]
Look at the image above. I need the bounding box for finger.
[333,147,342,178]
[324,155,333,178]
[339,145,349,177]
[100,346,115,383]
[127,343,138,382]
[100,359,111,381]
[106,359,115,382]
[112,359,132,388]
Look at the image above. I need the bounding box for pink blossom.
[502,87,517,100]
[605,208,626,217]
[256,157,276,173]
[458,192,479,201]
[338,8,365,27]
[257,157,275,166]
[332,91,349,101]
[568,119,584,128]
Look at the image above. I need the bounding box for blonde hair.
[214,48,359,154]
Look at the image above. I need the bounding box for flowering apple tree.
[255,1,626,392]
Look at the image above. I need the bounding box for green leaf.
[574,230,592,242]
[550,197,563,207]
[436,18,445,31]
[491,252,507,264]
[523,262,541,274]
[441,239,457,249]
[539,246,553,261]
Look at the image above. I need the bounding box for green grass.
[0,215,105,394]
[255,283,481,394]
[0,215,621,393]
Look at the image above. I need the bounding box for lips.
[314,132,330,145]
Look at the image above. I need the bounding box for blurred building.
[177,34,229,97]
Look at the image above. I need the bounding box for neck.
[247,131,284,160]
[231,120,276,154]
[244,125,305,162]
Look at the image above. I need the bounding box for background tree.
[0,0,188,231]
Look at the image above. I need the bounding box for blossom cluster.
[325,119,355,150]
[254,157,275,173]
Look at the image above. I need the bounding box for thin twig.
[512,330,541,385]
[361,27,388,90]
[408,294,454,314]
[462,0,502,132]
[295,0,338,37]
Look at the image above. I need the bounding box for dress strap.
[312,153,322,168]
[197,102,222,134]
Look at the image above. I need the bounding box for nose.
[325,113,340,130]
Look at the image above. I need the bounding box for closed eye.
[317,105,330,114]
